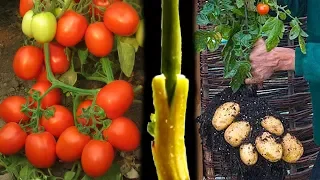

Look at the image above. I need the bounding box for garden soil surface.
[0,1,143,179]
[197,86,290,180]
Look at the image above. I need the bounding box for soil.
[0,1,143,179]
[197,86,290,180]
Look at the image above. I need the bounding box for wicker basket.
[196,1,320,180]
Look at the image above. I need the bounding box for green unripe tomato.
[54,8,63,17]
[135,19,144,47]
[31,12,57,43]
[22,10,34,38]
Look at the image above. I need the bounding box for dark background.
[142,0,197,179]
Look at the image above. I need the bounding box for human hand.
[245,39,295,86]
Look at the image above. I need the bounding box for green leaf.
[262,17,284,51]
[289,25,300,40]
[95,164,122,180]
[117,40,136,77]
[19,164,32,180]
[300,29,308,38]
[194,30,208,52]
[200,2,214,15]
[229,61,251,92]
[64,171,76,180]
[100,57,114,83]
[196,14,210,26]
[298,35,306,54]
[81,175,93,180]
[118,36,140,52]
[78,49,88,66]
[215,25,232,39]
[246,0,256,11]
[236,0,244,8]
[59,68,78,86]
[147,122,155,137]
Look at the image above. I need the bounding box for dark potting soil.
[197,86,290,180]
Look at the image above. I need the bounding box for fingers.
[253,38,265,48]
[245,77,264,85]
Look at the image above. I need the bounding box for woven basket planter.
[196,1,320,180]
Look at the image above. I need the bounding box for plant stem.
[161,0,181,103]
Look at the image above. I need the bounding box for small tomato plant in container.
[0,0,144,179]
[195,0,307,92]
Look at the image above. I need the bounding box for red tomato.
[19,0,34,17]
[49,43,70,75]
[76,100,94,126]
[13,46,44,80]
[257,3,270,15]
[103,117,140,151]
[90,0,122,17]
[103,2,139,36]
[0,96,29,123]
[29,81,62,109]
[37,69,49,83]
[55,10,88,47]
[96,80,134,119]
[0,122,27,155]
[81,140,114,177]
[40,105,74,138]
[56,126,90,162]
[25,132,56,168]
[85,22,113,57]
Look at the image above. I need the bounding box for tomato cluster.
[0,0,143,179]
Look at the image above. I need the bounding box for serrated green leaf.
[19,165,32,180]
[95,164,122,180]
[262,17,284,51]
[78,49,88,66]
[64,171,76,180]
[215,25,232,39]
[100,57,114,83]
[300,29,308,38]
[299,35,306,54]
[200,2,214,15]
[236,0,244,8]
[59,69,77,86]
[194,30,207,52]
[117,40,135,77]
[289,25,300,40]
[118,36,139,52]
[246,0,256,11]
[230,61,251,92]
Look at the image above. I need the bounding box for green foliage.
[195,0,307,92]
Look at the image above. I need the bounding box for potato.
[224,121,251,147]
[281,133,304,163]
[255,132,283,162]
[212,102,240,131]
[261,116,284,136]
[240,143,258,166]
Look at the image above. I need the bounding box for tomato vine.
[195,0,307,92]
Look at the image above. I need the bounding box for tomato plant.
[25,132,56,168]
[0,122,27,155]
[40,105,74,137]
[104,2,140,36]
[1,0,143,179]
[103,117,140,151]
[19,0,34,17]
[81,140,114,177]
[56,126,91,162]
[29,81,62,108]
[96,80,134,119]
[195,0,308,92]
[55,10,88,47]
[13,46,44,80]
[49,42,70,74]
[0,96,30,123]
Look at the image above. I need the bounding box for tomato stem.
[161,0,181,103]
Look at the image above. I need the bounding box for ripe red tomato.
[90,0,122,17]
[49,43,70,75]
[25,132,56,168]
[0,122,27,155]
[103,117,140,151]
[103,2,140,36]
[85,22,114,57]
[76,100,94,126]
[96,80,134,119]
[13,46,44,80]
[0,96,30,123]
[56,126,90,162]
[40,105,74,138]
[257,3,270,15]
[29,81,62,109]
[37,69,49,83]
[19,0,34,17]
[81,140,114,177]
[56,10,88,47]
